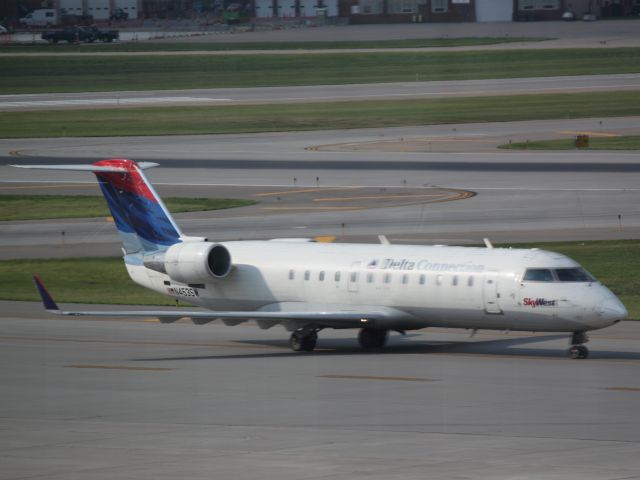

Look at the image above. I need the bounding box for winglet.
[32,275,59,311]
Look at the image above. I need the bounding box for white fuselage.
[126,242,627,334]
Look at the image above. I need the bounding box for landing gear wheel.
[289,331,317,352]
[358,328,388,350]
[568,331,590,359]
[568,345,589,359]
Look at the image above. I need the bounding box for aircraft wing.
[33,276,399,329]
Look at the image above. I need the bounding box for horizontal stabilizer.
[32,277,402,328]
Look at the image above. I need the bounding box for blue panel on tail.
[98,180,181,249]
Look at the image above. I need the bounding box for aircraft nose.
[595,295,628,325]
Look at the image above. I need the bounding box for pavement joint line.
[0,335,270,349]
[0,184,93,190]
[318,374,437,382]
[262,206,365,211]
[253,186,360,197]
[603,387,640,392]
[65,364,173,371]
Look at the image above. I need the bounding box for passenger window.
[367,273,374,283]
[523,269,554,282]
[436,275,443,286]
[335,272,341,282]
[401,274,408,285]
[288,270,295,280]
[384,273,392,284]
[555,268,594,282]
[304,270,310,281]
[419,275,426,285]
[452,276,458,286]
[350,272,358,283]
[467,276,474,287]
[319,271,325,281]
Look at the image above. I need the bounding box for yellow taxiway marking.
[318,374,436,382]
[558,130,621,137]
[313,193,445,202]
[314,235,336,243]
[66,365,172,371]
[254,187,360,197]
[604,387,640,392]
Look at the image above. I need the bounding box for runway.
[2,300,640,479]
[1,74,639,110]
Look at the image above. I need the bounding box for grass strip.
[499,135,640,151]
[1,240,639,318]
[1,48,638,94]
[0,37,551,53]
[1,91,639,139]
[0,257,178,305]
[0,195,256,221]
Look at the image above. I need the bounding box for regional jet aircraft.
[15,159,627,359]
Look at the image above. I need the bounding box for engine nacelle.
[163,242,232,284]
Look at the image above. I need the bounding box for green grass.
[1,48,638,94]
[0,195,256,221]
[2,240,639,318]
[498,135,640,151]
[0,257,177,305]
[2,91,639,138]
[0,36,551,53]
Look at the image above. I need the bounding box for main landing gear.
[289,329,318,352]
[568,331,589,359]
[288,328,390,352]
[358,328,388,350]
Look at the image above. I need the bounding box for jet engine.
[161,242,232,284]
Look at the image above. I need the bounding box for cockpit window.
[523,269,554,282]
[554,268,594,282]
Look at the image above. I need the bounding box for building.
[7,0,636,24]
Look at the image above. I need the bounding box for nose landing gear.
[568,331,589,359]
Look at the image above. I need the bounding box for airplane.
[14,159,628,359]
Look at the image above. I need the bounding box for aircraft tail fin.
[12,159,183,254]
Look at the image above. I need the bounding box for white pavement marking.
[2,180,640,192]
[0,97,232,108]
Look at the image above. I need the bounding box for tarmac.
[2,302,640,480]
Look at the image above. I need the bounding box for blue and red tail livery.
[92,159,182,253]
[11,159,183,254]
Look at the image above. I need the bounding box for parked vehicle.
[41,26,95,44]
[88,26,119,42]
[20,9,58,27]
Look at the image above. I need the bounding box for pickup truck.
[89,26,119,43]
[41,26,118,44]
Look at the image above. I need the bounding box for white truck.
[19,9,59,27]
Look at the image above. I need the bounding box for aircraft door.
[348,262,360,293]
[483,272,502,314]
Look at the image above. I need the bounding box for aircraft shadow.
[132,334,640,362]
